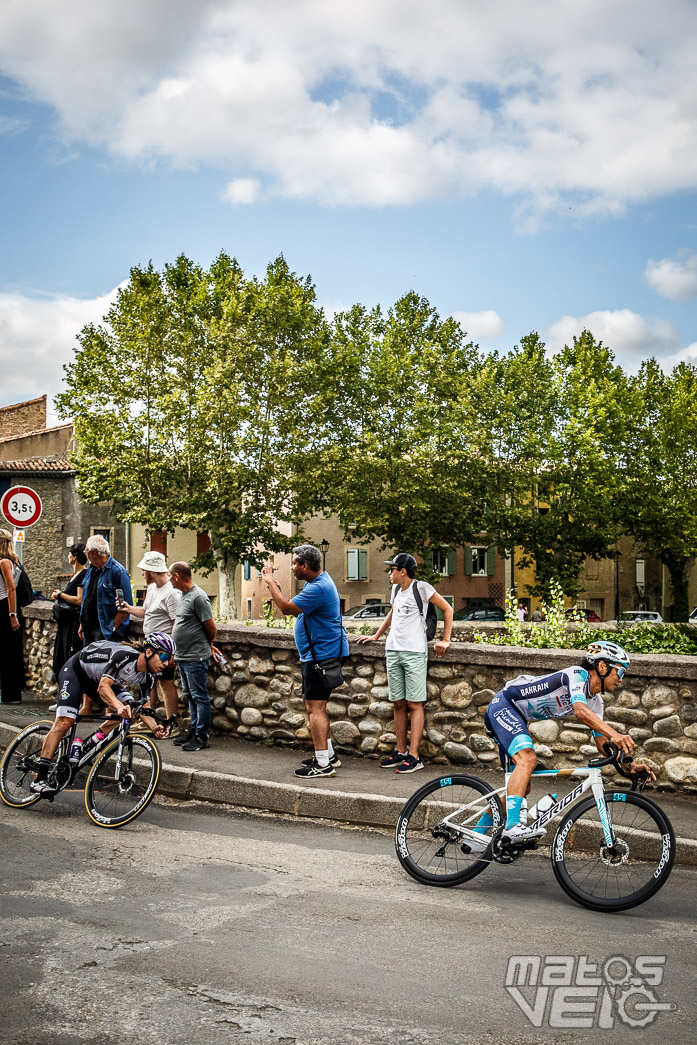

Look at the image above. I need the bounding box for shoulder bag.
[302,614,345,691]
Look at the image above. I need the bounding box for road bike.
[0,698,164,828]
[394,742,675,912]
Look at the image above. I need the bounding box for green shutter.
[487,547,496,576]
[425,550,434,572]
[464,548,473,576]
[347,549,357,581]
[359,548,368,581]
[244,560,251,581]
[447,548,457,576]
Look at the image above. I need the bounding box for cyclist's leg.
[484,695,538,834]
[36,661,82,766]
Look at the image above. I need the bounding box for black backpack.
[392,580,438,642]
[15,563,34,609]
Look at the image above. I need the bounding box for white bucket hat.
[136,551,168,573]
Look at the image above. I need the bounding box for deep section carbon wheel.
[395,773,503,886]
[84,734,161,828]
[0,720,59,808]
[552,790,675,912]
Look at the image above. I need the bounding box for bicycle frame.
[56,708,145,784]
[437,764,617,853]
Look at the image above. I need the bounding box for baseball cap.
[136,551,168,573]
[384,553,417,573]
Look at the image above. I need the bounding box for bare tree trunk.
[210,534,239,619]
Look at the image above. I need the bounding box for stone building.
[0,397,126,593]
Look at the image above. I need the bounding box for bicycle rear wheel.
[552,790,675,912]
[0,720,60,808]
[395,774,504,886]
[84,734,161,828]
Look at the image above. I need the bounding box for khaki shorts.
[386,650,427,703]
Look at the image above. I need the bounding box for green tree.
[624,359,697,621]
[481,330,630,599]
[56,252,334,617]
[324,292,488,560]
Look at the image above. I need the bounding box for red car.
[565,607,602,623]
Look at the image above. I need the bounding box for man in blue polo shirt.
[262,544,348,778]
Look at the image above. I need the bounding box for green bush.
[473,586,697,656]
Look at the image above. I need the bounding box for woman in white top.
[0,528,25,703]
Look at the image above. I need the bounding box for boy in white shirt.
[357,553,453,773]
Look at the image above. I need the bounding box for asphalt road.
[1,793,695,1045]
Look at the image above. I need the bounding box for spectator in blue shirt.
[79,535,132,644]
[262,544,348,779]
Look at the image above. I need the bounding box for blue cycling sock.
[505,795,524,829]
[473,811,494,835]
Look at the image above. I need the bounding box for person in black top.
[30,634,175,795]
[50,542,88,676]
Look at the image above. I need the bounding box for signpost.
[1,485,42,565]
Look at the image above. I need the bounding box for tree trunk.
[665,556,694,622]
[210,534,239,619]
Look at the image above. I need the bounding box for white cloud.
[660,340,697,370]
[546,309,683,370]
[0,2,696,212]
[221,177,261,205]
[644,250,697,302]
[0,287,119,421]
[451,310,505,342]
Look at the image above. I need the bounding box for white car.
[614,610,664,625]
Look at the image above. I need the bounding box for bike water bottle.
[528,793,557,820]
[82,730,106,755]
[69,737,83,764]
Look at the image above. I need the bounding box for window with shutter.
[486,547,496,576]
[243,561,251,581]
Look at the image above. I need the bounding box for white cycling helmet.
[584,640,630,690]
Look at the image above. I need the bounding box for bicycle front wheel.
[552,790,675,912]
[0,720,56,808]
[84,734,161,828]
[395,774,504,886]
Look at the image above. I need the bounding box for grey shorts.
[386,650,428,703]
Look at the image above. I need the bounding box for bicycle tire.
[395,773,504,886]
[552,790,675,912]
[0,720,59,808]
[84,734,161,828]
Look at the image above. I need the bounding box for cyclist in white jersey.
[484,641,655,841]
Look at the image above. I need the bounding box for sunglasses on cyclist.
[158,652,172,664]
[613,665,626,679]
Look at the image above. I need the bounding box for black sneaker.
[294,759,336,778]
[395,754,424,774]
[301,752,341,768]
[173,729,195,747]
[181,734,210,752]
[379,750,409,768]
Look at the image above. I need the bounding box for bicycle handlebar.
[588,741,649,790]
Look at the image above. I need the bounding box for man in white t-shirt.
[119,551,182,736]
[357,553,453,773]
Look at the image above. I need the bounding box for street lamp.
[319,538,329,571]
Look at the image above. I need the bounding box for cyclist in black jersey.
[30,633,175,795]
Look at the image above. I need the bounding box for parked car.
[565,607,602,623]
[453,607,506,622]
[342,603,392,622]
[613,610,664,625]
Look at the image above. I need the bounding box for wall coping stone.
[21,603,697,680]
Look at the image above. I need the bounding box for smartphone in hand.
[115,588,125,609]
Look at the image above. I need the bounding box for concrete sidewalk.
[2,700,697,865]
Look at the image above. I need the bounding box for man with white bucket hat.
[118,550,182,737]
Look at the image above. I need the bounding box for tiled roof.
[0,395,47,414]
[0,455,75,473]
[0,423,73,445]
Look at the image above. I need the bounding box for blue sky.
[1,1,696,419]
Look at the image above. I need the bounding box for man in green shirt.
[170,561,217,752]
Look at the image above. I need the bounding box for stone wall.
[0,396,46,439]
[21,603,697,788]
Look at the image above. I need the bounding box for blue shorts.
[484,692,535,762]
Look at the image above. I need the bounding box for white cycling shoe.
[502,822,546,842]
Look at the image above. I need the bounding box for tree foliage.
[56,252,335,617]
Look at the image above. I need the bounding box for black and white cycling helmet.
[584,640,630,682]
[144,632,176,659]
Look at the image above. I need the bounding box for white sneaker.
[502,822,546,842]
[48,703,57,712]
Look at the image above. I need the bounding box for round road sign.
[1,485,42,528]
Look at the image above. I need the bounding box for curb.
[2,721,697,866]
